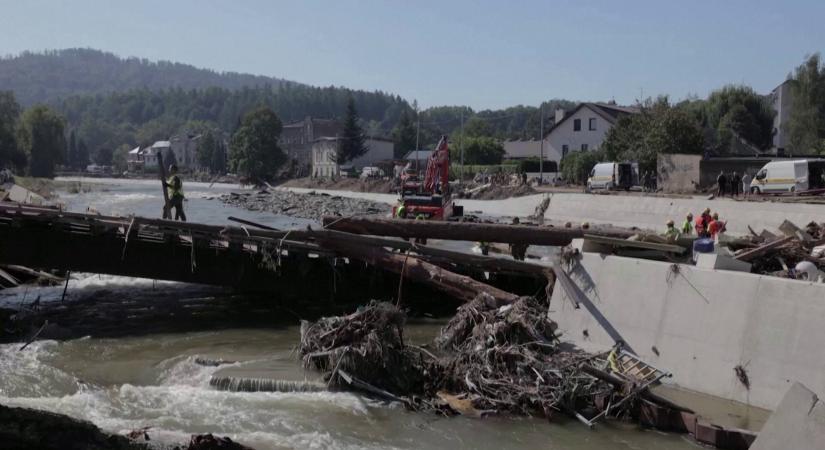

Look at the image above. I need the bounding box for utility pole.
[459,109,464,184]
[539,104,544,185]
[415,106,420,173]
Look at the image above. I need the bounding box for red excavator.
[393,135,462,220]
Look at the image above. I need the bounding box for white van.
[750,159,825,194]
[587,162,637,191]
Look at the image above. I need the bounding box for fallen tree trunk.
[305,228,552,277]
[321,216,635,246]
[319,239,519,303]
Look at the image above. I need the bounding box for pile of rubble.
[728,220,825,280]
[217,189,389,221]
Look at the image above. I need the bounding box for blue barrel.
[693,238,715,254]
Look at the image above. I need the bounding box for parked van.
[587,162,637,191]
[749,159,825,194]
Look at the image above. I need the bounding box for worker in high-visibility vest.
[664,219,680,242]
[163,164,187,221]
[681,213,693,235]
[395,200,407,219]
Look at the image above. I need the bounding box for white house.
[769,80,793,153]
[503,103,639,164]
[312,137,395,177]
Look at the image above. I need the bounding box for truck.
[587,162,638,191]
[749,159,825,194]
[392,135,462,220]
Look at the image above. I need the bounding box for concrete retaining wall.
[542,193,825,235]
[550,252,825,410]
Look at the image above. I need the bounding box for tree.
[93,147,114,165]
[786,54,825,154]
[0,91,25,171]
[16,105,66,177]
[560,149,605,184]
[67,130,77,169]
[211,138,227,174]
[463,116,493,138]
[112,143,130,173]
[75,138,89,170]
[450,136,505,165]
[601,97,704,173]
[229,106,285,182]
[392,109,416,158]
[197,130,218,171]
[703,85,774,152]
[337,97,367,163]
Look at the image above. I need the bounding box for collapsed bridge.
[0,202,561,303]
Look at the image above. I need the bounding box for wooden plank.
[583,234,686,254]
[734,236,794,262]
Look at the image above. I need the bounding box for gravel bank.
[217,189,391,221]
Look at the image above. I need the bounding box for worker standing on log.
[163,164,187,221]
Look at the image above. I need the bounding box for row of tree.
[0,92,67,177]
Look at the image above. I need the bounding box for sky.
[1,0,823,110]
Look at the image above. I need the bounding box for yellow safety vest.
[167,175,184,198]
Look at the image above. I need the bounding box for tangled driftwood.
[299,295,629,421]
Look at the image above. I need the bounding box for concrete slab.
[551,253,825,410]
[750,382,825,450]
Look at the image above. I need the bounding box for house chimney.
[555,108,565,124]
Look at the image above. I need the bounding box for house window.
[562,145,569,158]
[581,144,588,151]
[589,118,596,131]
[573,119,581,131]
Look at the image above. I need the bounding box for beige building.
[312,137,394,177]
[281,117,343,174]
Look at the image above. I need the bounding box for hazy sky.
[1,0,823,109]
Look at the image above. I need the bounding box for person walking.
[163,164,186,221]
[716,171,727,197]
[742,172,751,198]
[732,171,742,197]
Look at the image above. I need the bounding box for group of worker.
[664,207,726,242]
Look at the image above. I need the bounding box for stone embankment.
[217,189,390,221]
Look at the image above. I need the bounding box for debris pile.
[217,189,389,221]
[732,220,825,279]
[299,301,436,399]
[299,295,631,421]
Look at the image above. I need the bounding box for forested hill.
[0,48,296,106]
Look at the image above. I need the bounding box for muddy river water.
[0,178,702,449]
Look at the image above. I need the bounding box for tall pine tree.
[392,109,416,158]
[337,97,367,163]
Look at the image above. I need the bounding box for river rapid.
[0,177,700,450]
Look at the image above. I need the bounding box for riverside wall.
[550,252,825,410]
